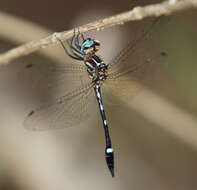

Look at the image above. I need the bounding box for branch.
[0,0,196,65]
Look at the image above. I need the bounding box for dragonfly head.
[81,38,100,55]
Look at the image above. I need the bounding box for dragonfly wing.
[103,68,143,102]
[24,82,96,130]
[22,61,89,99]
[108,16,170,75]
[105,16,170,100]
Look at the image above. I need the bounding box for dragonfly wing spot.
[25,64,33,69]
[160,51,168,57]
[27,110,35,117]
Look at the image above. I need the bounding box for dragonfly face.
[81,38,100,55]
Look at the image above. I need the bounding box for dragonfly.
[23,17,169,177]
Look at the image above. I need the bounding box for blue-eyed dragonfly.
[23,17,169,177]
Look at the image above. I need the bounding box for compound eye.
[81,39,95,54]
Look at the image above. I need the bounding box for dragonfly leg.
[75,28,85,49]
[75,28,81,49]
[66,38,84,60]
[68,28,84,55]
[57,37,83,61]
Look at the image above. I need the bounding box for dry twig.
[0,0,196,65]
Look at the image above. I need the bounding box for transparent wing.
[24,82,96,130]
[105,16,170,99]
[22,60,98,130]
[108,17,166,72]
[22,61,89,99]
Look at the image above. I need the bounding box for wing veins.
[108,18,161,76]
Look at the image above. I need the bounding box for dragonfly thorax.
[84,54,108,84]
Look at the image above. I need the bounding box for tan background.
[0,0,197,190]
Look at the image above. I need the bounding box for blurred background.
[0,0,197,190]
